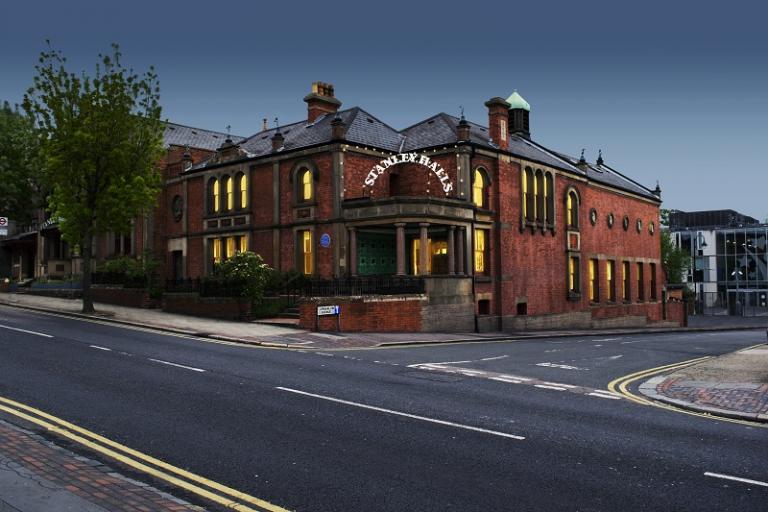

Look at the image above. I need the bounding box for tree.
[0,101,44,222]
[213,251,273,304]
[23,43,164,313]
[660,230,689,284]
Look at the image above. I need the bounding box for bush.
[213,251,273,303]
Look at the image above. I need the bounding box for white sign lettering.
[317,305,340,316]
[364,153,454,194]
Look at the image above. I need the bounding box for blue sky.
[2,0,766,220]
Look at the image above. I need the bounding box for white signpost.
[0,217,7,237]
[316,305,341,332]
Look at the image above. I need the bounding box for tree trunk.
[81,232,95,313]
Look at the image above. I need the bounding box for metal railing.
[298,276,425,297]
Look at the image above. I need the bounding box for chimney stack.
[271,129,284,152]
[456,114,470,142]
[484,97,510,150]
[304,81,342,123]
[331,114,346,140]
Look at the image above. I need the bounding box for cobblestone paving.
[0,419,204,511]
[658,378,768,415]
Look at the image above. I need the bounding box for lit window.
[589,258,599,302]
[607,260,616,301]
[472,169,485,208]
[569,256,580,293]
[213,180,220,213]
[226,237,236,259]
[239,235,248,253]
[301,230,312,275]
[474,229,487,274]
[225,176,234,211]
[567,190,579,228]
[522,170,528,219]
[238,173,247,209]
[213,238,222,265]
[300,169,313,202]
[524,168,535,222]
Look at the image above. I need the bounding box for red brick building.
[155,83,665,331]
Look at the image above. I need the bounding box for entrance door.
[171,250,184,280]
[357,233,396,275]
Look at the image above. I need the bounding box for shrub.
[213,251,273,303]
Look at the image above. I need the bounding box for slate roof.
[184,107,657,200]
[163,122,245,151]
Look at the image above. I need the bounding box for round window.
[649,222,656,235]
[589,208,598,226]
[636,219,643,233]
[622,215,630,231]
[607,213,615,228]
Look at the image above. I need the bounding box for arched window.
[472,168,489,208]
[299,168,313,202]
[223,176,233,211]
[524,168,534,222]
[566,189,580,229]
[236,173,247,209]
[211,178,220,213]
[545,173,554,225]
[535,170,544,223]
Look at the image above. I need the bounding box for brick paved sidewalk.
[0,418,205,512]
[639,344,768,422]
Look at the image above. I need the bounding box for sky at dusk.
[2,0,766,220]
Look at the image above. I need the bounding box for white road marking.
[593,338,621,342]
[534,384,568,391]
[89,345,112,351]
[588,392,621,400]
[276,387,525,441]
[535,362,588,371]
[148,359,206,373]
[0,324,53,338]
[407,354,509,367]
[542,381,576,388]
[704,472,768,488]
[608,355,624,360]
[490,377,524,384]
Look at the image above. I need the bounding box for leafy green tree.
[660,230,689,284]
[0,101,45,222]
[214,251,273,303]
[23,43,164,312]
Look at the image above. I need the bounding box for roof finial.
[653,180,662,197]
[596,149,604,166]
[579,148,586,164]
[459,105,465,121]
[274,117,279,130]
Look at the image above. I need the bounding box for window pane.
[213,180,220,212]
[302,170,313,201]
[302,231,312,275]
[474,229,486,273]
[239,174,247,209]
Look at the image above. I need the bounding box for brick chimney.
[456,115,470,142]
[304,82,342,123]
[331,114,346,140]
[271,129,284,152]
[484,97,510,150]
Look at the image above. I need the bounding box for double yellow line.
[0,395,291,512]
[607,347,768,427]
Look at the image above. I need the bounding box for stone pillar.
[447,226,456,275]
[419,223,429,276]
[395,223,406,276]
[348,227,357,276]
[456,227,465,275]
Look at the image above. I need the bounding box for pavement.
[0,419,204,512]
[640,342,768,422]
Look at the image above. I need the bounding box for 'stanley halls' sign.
[364,153,454,193]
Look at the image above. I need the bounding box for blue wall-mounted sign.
[320,233,331,248]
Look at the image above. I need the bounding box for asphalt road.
[0,305,766,511]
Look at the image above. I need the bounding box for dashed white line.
[542,381,576,388]
[89,345,112,352]
[148,359,206,373]
[534,384,568,391]
[588,392,621,400]
[0,324,53,338]
[276,387,525,441]
[704,472,768,488]
[593,338,621,342]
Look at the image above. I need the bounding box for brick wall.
[299,296,425,332]
[90,286,152,309]
[162,293,251,321]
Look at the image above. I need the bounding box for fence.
[694,290,768,317]
[91,272,147,289]
[298,276,425,297]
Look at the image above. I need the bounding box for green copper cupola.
[506,90,531,139]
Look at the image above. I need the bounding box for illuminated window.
[589,258,599,302]
[567,190,579,228]
[637,263,645,301]
[212,179,220,213]
[237,173,247,209]
[607,260,616,302]
[622,261,630,301]
[545,173,554,225]
[224,176,233,211]
[411,238,433,275]
[300,169,313,202]
[212,238,222,265]
[472,169,486,208]
[569,256,580,293]
[239,235,248,253]
[524,167,535,222]
[300,230,312,275]
[226,237,236,259]
[474,229,487,274]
